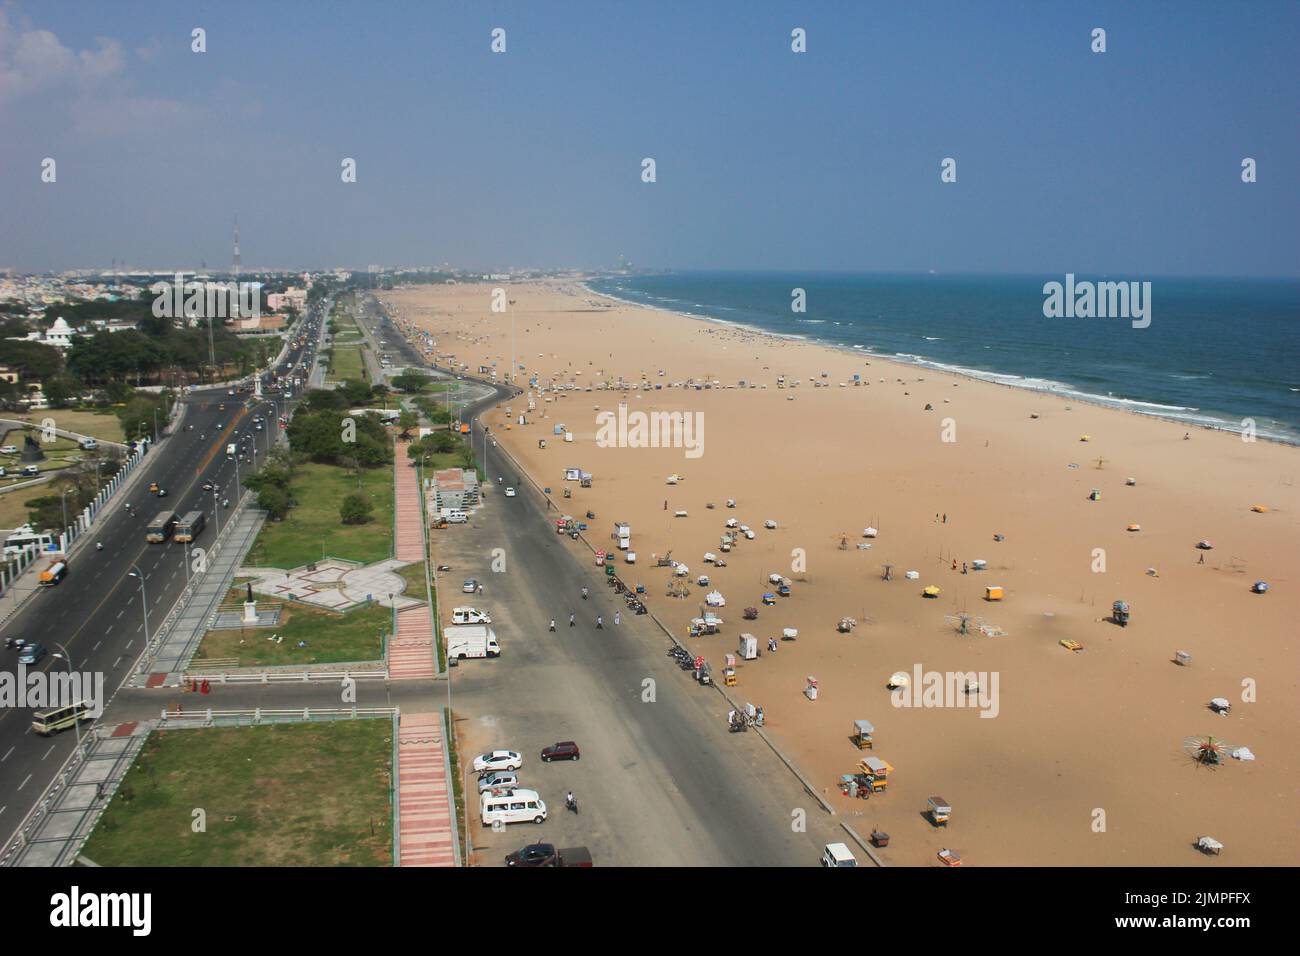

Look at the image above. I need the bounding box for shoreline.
[581,278,1300,447]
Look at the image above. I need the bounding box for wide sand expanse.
[387,280,1299,867]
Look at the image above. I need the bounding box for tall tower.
[232,215,241,280]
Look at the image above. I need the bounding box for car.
[477,771,520,793]
[0,445,16,454]
[473,750,522,773]
[541,741,581,762]
[462,579,478,593]
[18,642,46,665]
[505,843,558,868]
[504,487,516,497]
[149,482,159,493]
[4,637,27,650]
[157,488,167,497]
[218,403,226,411]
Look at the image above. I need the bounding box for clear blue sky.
[2,0,1297,276]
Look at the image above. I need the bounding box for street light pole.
[128,563,150,649]
[212,485,221,537]
[50,642,83,753]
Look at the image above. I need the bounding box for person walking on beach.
[962,562,968,574]
[943,513,947,524]
[614,610,621,626]
[596,615,604,629]
[569,613,576,628]
[952,559,957,571]
[549,619,556,632]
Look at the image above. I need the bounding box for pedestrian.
[569,613,575,627]
[596,615,603,629]
[952,559,957,571]
[614,611,621,626]
[476,583,484,594]
[1198,553,1205,565]
[943,513,947,524]
[549,619,556,631]
[962,562,968,574]
[728,708,736,725]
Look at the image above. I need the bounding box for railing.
[158,706,397,728]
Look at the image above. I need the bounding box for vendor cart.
[927,796,951,827]
[853,719,875,750]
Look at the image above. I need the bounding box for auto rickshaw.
[927,796,951,827]
[1112,600,1130,626]
[761,592,776,606]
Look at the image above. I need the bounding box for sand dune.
[388,280,1299,866]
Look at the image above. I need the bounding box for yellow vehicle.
[148,481,159,493]
[32,701,92,736]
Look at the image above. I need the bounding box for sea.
[587,272,1300,445]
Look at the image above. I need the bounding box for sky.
[1,0,1298,276]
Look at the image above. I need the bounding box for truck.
[445,624,500,660]
[226,442,237,457]
[38,559,68,587]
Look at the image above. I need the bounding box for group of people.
[550,606,620,631]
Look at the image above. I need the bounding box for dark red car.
[541,740,581,762]
[505,843,558,867]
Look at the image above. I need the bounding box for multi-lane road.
[0,306,325,846]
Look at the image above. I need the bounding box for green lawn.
[193,593,389,667]
[396,562,428,603]
[82,721,393,866]
[248,461,393,568]
[327,342,367,383]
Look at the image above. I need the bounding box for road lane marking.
[17,775,30,791]
[1,746,13,762]
[42,745,54,760]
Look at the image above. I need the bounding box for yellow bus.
[32,701,93,736]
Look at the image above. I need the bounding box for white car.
[0,445,16,455]
[504,487,516,498]
[462,579,479,593]
[473,750,522,773]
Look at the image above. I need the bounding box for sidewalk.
[134,503,266,682]
[387,445,436,679]
[396,711,457,866]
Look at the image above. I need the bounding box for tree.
[339,493,373,525]
[256,485,290,520]
[397,408,419,438]
[392,370,429,393]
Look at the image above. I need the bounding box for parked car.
[821,842,858,867]
[505,843,557,867]
[17,642,46,665]
[504,487,516,498]
[0,445,17,454]
[541,741,581,762]
[477,771,520,793]
[21,466,38,477]
[473,750,522,773]
[462,579,479,594]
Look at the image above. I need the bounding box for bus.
[173,510,206,543]
[3,523,54,559]
[146,511,178,543]
[32,701,92,736]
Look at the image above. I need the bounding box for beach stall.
[804,676,819,701]
[853,719,875,750]
[738,633,758,660]
[705,590,726,607]
[764,519,777,529]
[725,518,738,529]
[863,526,878,538]
[887,671,910,689]
[782,627,799,641]
[1112,600,1130,625]
[970,559,987,571]
[984,585,1004,601]
[905,570,920,580]
[1196,836,1224,857]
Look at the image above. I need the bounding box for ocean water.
[588,272,1300,444]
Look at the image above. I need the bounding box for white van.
[443,510,469,524]
[78,438,98,451]
[480,788,547,827]
[452,606,492,625]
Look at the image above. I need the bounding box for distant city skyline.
[1,1,1297,277]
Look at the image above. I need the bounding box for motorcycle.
[564,794,579,814]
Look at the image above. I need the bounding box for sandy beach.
[388,280,1299,866]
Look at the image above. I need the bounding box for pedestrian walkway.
[389,603,436,679]
[136,503,265,682]
[387,444,436,679]
[396,711,457,867]
[394,447,425,562]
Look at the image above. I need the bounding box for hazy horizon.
[2,1,1297,277]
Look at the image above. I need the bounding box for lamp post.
[127,564,150,650]
[50,642,83,752]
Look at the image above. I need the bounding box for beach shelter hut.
[970,559,987,571]
[1126,524,1142,532]
[705,590,726,607]
[887,671,910,689]
[985,585,1004,601]
[853,719,875,750]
